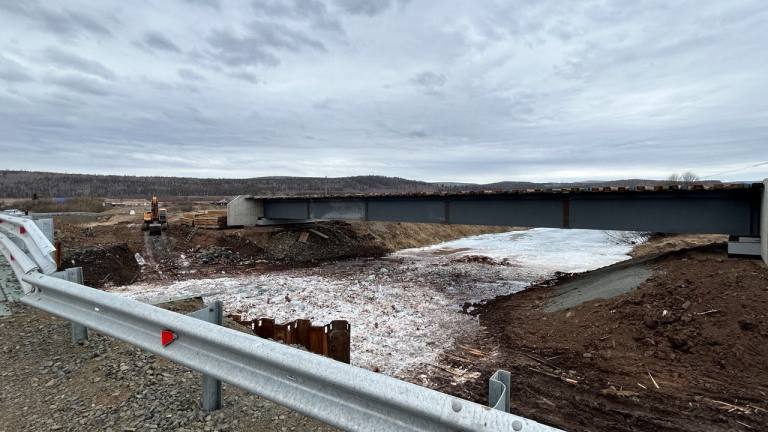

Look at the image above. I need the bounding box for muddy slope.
[55,216,512,287]
[427,244,767,432]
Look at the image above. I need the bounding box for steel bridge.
[228,181,768,264]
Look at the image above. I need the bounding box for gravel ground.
[0,303,337,432]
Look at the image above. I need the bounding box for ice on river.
[396,228,646,274]
[112,228,646,378]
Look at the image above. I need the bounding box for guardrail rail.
[0,213,563,432]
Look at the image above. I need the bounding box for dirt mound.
[263,222,388,263]
[425,244,768,432]
[351,221,513,251]
[451,255,517,266]
[63,243,140,287]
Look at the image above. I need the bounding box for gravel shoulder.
[0,301,337,432]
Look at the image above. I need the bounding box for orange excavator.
[142,194,168,236]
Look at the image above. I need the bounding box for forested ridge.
[0,170,724,198]
[0,170,439,198]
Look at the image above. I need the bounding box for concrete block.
[226,195,263,227]
[762,179,767,265]
[728,236,761,256]
[32,218,54,243]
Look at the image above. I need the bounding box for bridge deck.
[242,184,764,236]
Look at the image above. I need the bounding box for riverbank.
[428,239,767,432]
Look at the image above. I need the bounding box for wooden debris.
[298,231,310,243]
[456,344,490,357]
[522,352,560,370]
[308,228,329,239]
[601,386,640,398]
[527,367,579,385]
[648,371,660,389]
[694,309,721,316]
[705,399,755,414]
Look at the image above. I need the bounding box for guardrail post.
[489,370,511,413]
[189,300,224,411]
[51,267,88,344]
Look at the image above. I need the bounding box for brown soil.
[630,233,729,258]
[430,244,768,431]
[53,212,513,287]
[62,244,140,287]
[350,221,514,251]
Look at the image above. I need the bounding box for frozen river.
[112,228,646,378]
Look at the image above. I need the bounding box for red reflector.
[161,329,177,347]
[19,226,26,234]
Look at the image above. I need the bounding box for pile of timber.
[179,210,227,229]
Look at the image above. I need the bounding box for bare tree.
[667,173,682,185]
[667,172,699,186]
[680,171,699,185]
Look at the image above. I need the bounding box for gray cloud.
[205,21,326,68]
[0,1,112,38]
[334,0,402,16]
[312,98,335,110]
[0,55,34,82]
[43,48,116,80]
[205,30,280,67]
[47,74,112,96]
[411,71,446,88]
[410,71,446,95]
[141,32,182,53]
[229,71,259,83]
[183,0,221,10]
[178,68,206,82]
[0,0,767,182]
[253,0,344,34]
[407,129,428,138]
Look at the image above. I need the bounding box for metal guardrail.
[0,213,57,276]
[0,232,40,293]
[0,216,563,431]
[19,273,561,431]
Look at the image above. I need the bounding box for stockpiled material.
[179,210,227,229]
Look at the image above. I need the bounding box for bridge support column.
[227,195,263,227]
[762,179,767,266]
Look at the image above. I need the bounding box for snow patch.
[111,228,646,379]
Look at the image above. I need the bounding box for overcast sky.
[0,0,767,182]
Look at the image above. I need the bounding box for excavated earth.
[4,211,767,431]
[54,215,509,288]
[423,244,768,432]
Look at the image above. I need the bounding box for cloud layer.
[0,0,766,182]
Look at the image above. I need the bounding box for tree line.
[0,170,443,198]
[0,170,716,199]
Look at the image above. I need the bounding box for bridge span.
[228,180,768,264]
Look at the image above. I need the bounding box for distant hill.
[0,171,438,198]
[483,179,723,190]
[0,170,723,199]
